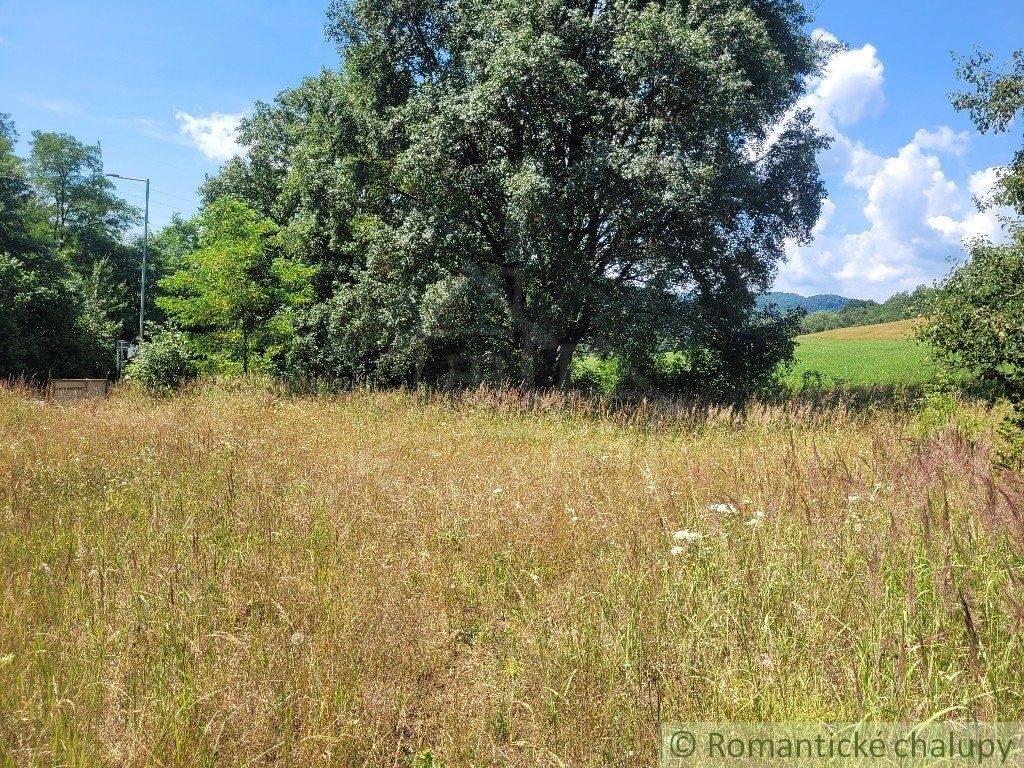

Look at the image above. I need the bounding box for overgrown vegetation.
[1,385,1022,765]
[919,45,1024,465]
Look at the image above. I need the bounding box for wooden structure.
[47,379,109,403]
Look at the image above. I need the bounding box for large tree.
[329,0,827,389]
[206,0,828,394]
[27,132,140,340]
[920,48,1024,467]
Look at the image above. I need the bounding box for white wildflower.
[290,631,305,647]
[670,545,685,556]
[529,572,540,584]
[846,494,863,503]
[709,503,739,515]
[744,509,766,528]
[492,487,504,495]
[673,529,702,543]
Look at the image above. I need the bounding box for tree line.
[0,118,148,378]
[2,1,1022,416]
[801,286,938,335]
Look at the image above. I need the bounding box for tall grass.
[1,384,1023,766]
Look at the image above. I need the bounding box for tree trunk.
[554,342,577,390]
[501,262,534,387]
[241,325,250,376]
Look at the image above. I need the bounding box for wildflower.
[492,487,504,495]
[846,494,863,503]
[744,509,766,528]
[529,572,540,584]
[673,529,702,543]
[290,631,305,648]
[670,545,685,556]
[570,516,579,524]
[709,503,739,515]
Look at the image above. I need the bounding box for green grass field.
[789,319,934,389]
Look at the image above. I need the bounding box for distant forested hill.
[756,292,854,313]
[799,286,936,334]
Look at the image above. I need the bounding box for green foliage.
[0,115,116,380]
[26,132,142,341]
[124,329,198,392]
[953,48,1024,214]
[210,0,829,395]
[919,229,1024,403]
[996,407,1024,471]
[571,355,625,394]
[801,286,935,334]
[158,199,316,376]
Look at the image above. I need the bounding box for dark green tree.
[334,0,827,392]
[0,115,109,379]
[26,132,140,339]
[206,1,829,395]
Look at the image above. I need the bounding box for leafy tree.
[322,0,828,390]
[953,49,1024,214]
[0,115,110,379]
[920,230,1024,402]
[124,328,198,392]
[924,48,1024,467]
[26,132,140,338]
[209,1,828,395]
[158,198,315,375]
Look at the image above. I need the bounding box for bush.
[124,329,198,392]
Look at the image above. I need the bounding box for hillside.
[797,318,922,341]
[756,291,854,313]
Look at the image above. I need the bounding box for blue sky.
[1,0,1022,300]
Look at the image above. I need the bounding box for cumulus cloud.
[775,32,1014,300]
[174,111,244,163]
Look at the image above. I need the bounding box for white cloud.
[775,33,1015,300]
[912,127,970,156]
[174,110,244,163]
[806,36,885,127]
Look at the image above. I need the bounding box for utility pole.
[105,173,150,347]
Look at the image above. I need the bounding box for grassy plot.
[789,320,933,389]
[1,385,1023,766]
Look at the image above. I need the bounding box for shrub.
[124,329,198,392]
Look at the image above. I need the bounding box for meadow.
[789,320,933,389]
[1,384,1023,767]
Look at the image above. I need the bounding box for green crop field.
[789,320,934,389]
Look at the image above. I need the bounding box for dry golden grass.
[2,384,1024,767]
[798,319,923,341]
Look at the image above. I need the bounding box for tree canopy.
[202,0,829,396]
[158,198,315,375]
